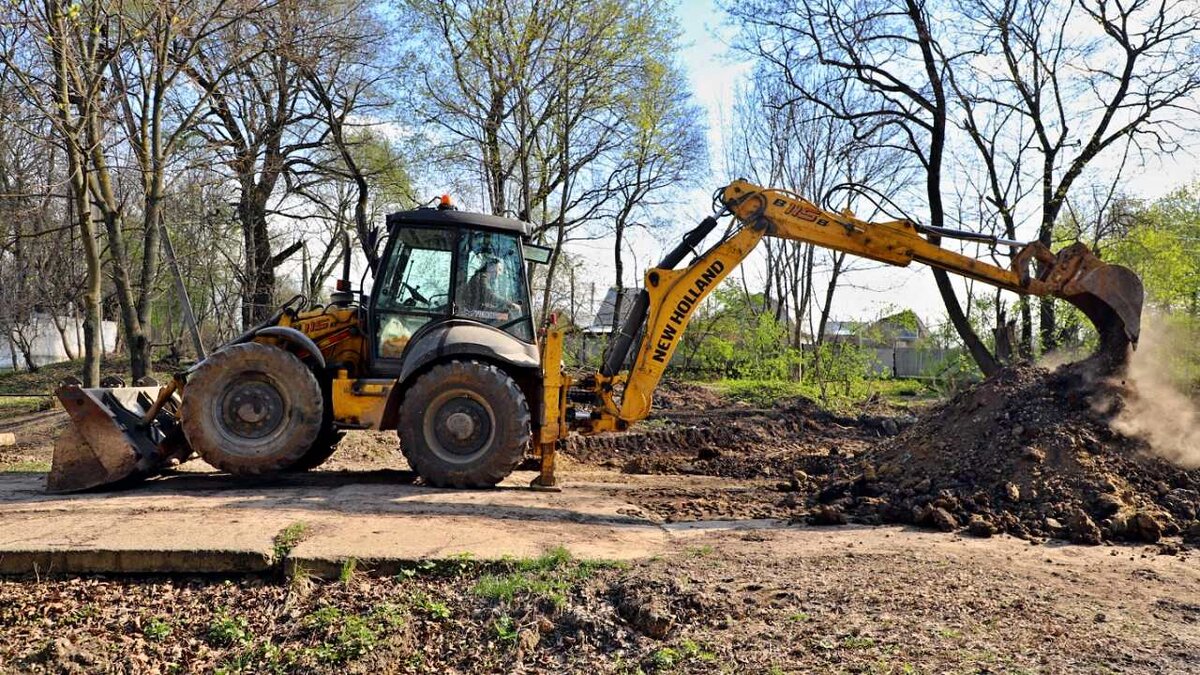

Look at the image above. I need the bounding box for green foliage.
[471,547,616,608]
[715,377,932,411]
[493,615,519,643]
[272,522,308,561]
[1107,184,1200,314]
[677,285,804,378]
[0,395,53,416]
[301,603,403,665]
[143,617,173,641]
[207,611,252,647]
[338,558,357,584]
[411,592,451,620]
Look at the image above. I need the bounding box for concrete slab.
[286,514,669,578]
[0,470,670,577]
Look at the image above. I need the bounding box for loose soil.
[811,363,1200,546]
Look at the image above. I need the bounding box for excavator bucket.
[1046,244,1144,368]
[47,384,190,493]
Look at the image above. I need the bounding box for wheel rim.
[214,373,288,455]
[423,388,496,464]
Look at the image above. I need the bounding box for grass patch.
[0,356,173,395]
[713,377,936,411]
[0,395,54,416]
[472,546,620,608]
[272,522,309,561]
[0,460,51,473]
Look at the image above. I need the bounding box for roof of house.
[823,320,862,337]
[585,287,643,334]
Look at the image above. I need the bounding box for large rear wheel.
[181,343,324,475]
[398,361,530,488]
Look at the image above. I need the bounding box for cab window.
[455,230,533,341]
[375,227,454,358]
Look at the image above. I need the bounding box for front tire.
[398,361,531,488]
[181,343,324,475]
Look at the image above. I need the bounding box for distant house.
[577,287,642,365]
[821,311,928,348]
[583,287,642,336]
[822,320,864,344]
[863,310,928,348]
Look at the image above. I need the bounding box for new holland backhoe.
[46,180,1144,493]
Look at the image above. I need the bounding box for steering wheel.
[402,282,429,305]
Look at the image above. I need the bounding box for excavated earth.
[574,374,1200,547]
[811,363,1200,546]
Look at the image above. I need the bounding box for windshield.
[455,230,534,341]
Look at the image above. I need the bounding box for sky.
[562,0,1200,330]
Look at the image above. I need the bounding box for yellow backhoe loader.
[46,181,1144,493]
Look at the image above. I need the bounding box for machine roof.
[386,207,532,237]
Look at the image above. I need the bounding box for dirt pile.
[566,383,910,479]
[813,363,1200,544]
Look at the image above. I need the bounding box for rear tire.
[181,343,324,475]
[398,361,530,488]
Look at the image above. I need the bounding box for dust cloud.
[1109,313,1200,469]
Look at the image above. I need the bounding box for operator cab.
[371,201,548,366]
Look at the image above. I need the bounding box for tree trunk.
[1018,295,1032,358]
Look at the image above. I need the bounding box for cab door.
[370,226,457,371]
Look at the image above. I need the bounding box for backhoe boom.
[533,180,1144,485]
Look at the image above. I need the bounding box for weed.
[493,615,519,643]
[412,592,451,620]
[936,627,963,639]
[679,638,716,661]
[685,545,715,558]
[144,617,172,641]
[396,560,439,579]
[207,611,252,647]
[650,646,681,670]
[842,636,877,650]
[338,558,357,583]
[272,522,308,560]
[788,612,811,622]
[370,602,406,629]
[60,604,98,626]
[304,605,343,631]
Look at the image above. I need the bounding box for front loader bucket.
[48,385,189,494]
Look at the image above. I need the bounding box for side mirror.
[523,243,552,265]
